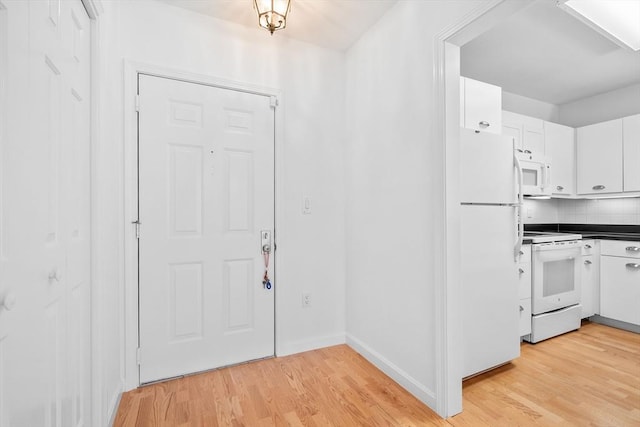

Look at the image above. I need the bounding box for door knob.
[48,268,61,282]
[1,292,17,311]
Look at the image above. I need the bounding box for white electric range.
[523,231,583,343]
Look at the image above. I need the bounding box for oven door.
[532,243,582,315]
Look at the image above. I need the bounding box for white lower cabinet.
[518,245,532,337]
[581,240,599,318]
[519,298,532,337]
[600,240,640,326]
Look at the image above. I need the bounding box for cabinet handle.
[524,150,532,154]
[519,268,525,274]
[478,121,490,129]
[626,263,640,270]
[584,244,592,249]
[556,185,564,191]
[519,305,524,312]
[592,185,605,191]
[626,246,640,252]
[584,260,592,265]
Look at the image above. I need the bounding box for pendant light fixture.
[253,0,292,35]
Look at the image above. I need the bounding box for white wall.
[503,91,560,122]
[523,198,640,225]
[522,199,559,224]
[558,83,640,128]
[345,0,483,412]
[557,198,640,225]
[96,0,347,421]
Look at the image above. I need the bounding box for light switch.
[302,195,312,215]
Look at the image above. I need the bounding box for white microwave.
[516,151,551,197]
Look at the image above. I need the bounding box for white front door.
[138,75,276,384]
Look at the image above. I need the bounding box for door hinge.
[135,94,140,112]
[270,96,278,108]
[132,220,141,239]
[136,347,142,365]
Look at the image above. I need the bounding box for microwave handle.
[542,163,551,190]
[513,152,524,261]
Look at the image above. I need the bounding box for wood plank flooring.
[114,322,640,426]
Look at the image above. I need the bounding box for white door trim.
[433,0,534,417]
[122,61,283,391]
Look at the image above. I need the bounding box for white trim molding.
[432,0,534,417]
[81,0,103,20]
[347,334,437,409]
[122,60,285,391]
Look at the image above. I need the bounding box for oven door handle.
[534,250,582,262]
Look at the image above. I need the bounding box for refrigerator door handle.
[513,152,524,261]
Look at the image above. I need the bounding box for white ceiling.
[155,0,398,51]
[461,0,640,105]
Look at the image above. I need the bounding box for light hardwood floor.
[114,322,640,426]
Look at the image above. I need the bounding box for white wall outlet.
[302,195,312,215]
[302,292,312,308]
[527,208,533,219]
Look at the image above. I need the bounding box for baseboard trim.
[346,333,437,411]
[276,333,346,357]
[107,382,124,427]
[589,315,640,334]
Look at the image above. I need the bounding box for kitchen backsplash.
[523,198,640,225]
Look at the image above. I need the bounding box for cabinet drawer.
[518,262,531,300]
[600,240,640,258]
[519,298,531,337]
[519,244,531,262]
[581,240,597,256]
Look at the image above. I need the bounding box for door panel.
[138,75,275,384]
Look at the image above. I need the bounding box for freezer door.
[461,205,520,378]
[460,128,517,204]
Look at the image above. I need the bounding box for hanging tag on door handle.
[261,230,272,290]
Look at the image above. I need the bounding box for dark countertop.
[525,224,640,242]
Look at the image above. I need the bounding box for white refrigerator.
[460,127,521,378]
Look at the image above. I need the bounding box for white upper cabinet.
[460,77,502,135]
[577,118,623,195]
[623,114,640,192]
[503,111,545,155]
[544,121,575,196]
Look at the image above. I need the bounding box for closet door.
[0,1,91,426]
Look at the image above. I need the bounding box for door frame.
[122,61,283,390]
[433,0,534,416]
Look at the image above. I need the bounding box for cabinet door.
[577,119,623,194]
[519,298,532,337]
[503,111,545,155]
[463,77,502,135]
[623,114,640,192]
[581,255,598,318]
[545,121,575,195]
[503,111,523,151]
[522,115,545,156]
[600,256,640,325]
